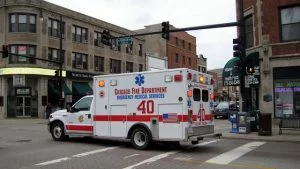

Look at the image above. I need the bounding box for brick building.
[0,0,145,118]
[136,24,198,70]
[240,0,300,118]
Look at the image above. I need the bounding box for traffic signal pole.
[237,0,248,112]
[59,16,63,109]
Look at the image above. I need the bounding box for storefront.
[274,66,300,118]
[67,71,95,104]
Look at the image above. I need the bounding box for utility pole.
[236,0,247,112]
[59,15,64,109]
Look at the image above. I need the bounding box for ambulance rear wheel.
[51,122,66,141]
[131,127,150,150]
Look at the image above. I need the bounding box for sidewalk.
[214,119,300,143]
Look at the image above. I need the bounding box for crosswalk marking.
[72,146,119,157]
[35,157,71,166]
[123,140,219,169]
[205,141,265,165]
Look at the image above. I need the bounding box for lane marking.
[173,157,192,161]
[35,157,71,166]
[189,139,219,149]
[123,151,179,169]
[124,154,140,159]
[34,146,118,166]
[123,139,219,169]
[205,141,265,165]
[72,146,119,157]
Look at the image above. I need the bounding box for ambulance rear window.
[202,89,209,102]
[193,88,201,101]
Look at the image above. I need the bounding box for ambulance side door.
[66,97,93,134]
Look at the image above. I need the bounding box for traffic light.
[161,21,170,40]
[233,38,242,58]
[2,45,9,58]
[101,30,110,45]
[54,70,59,78]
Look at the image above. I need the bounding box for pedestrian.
[45,103,52,119]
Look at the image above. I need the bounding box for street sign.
[117,37,132,45]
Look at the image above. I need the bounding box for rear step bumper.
[189,133,222,142]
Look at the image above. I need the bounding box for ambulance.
[48,68,221,149]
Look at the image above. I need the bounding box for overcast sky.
[45,0,237,70]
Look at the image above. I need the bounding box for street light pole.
[59,15,63,109]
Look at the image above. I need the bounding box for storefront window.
[274,80,300,118]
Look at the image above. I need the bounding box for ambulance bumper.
[188,133,222,142]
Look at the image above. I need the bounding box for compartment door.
[158,104,183,139]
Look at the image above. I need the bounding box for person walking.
[45,103,52,119]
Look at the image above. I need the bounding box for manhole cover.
[16,139,32,143]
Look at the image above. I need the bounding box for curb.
[220,134,300,143]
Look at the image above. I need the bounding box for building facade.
[241,0,300,118]
[0,0,145,119]
[196,54,207,73]
[136,24,198,70]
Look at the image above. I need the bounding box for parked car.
[213,101,239,119]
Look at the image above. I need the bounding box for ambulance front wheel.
[131,127,150,150]
[51,122,67,141]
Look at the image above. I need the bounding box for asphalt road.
[1,119,300,169]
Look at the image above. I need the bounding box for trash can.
[249,110,259,132]
[258,113,272,136]
[238,112,250,134]
[228,111,238,133]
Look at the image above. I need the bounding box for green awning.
[73,82,92,95]
[48,81,72,96]
[223,57,241,86]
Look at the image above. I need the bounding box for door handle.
[85,114,91,119]
[63,115,67,117]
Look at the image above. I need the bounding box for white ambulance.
[48,68,221,149]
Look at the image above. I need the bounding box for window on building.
[94,56,104,72]
[126,62,134,73]
[202,67,206,73]
[110,59,121,73]
[72,25,88,43]
[9,45,36,64]
[94,31,103,47]
[72,52,88,70]
[175,37,179,46]
[188,57,191,66]
[48,48,65,66]
[245,15,254,48]
[48,18,65,38]
[138,44,143,56]
[182,40,185,49]
[182,55,186,65]
[188,43,191,51]
[198,66,201,72]
[280,6,300,42]
[9,13,36,32]
[175,53,179,63]
[126,43,133,54]
[139,64,143,72]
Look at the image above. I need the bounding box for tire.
[51,122,67,141]
[130,127,151,150]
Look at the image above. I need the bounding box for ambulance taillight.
[187,90,192,97]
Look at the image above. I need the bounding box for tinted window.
[193,88,201,101]
[202,90,209,102]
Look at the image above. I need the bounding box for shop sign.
[15,87,31,96]
[13,75,25,86]
[223,57,240,86]
[67,71,96,79]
